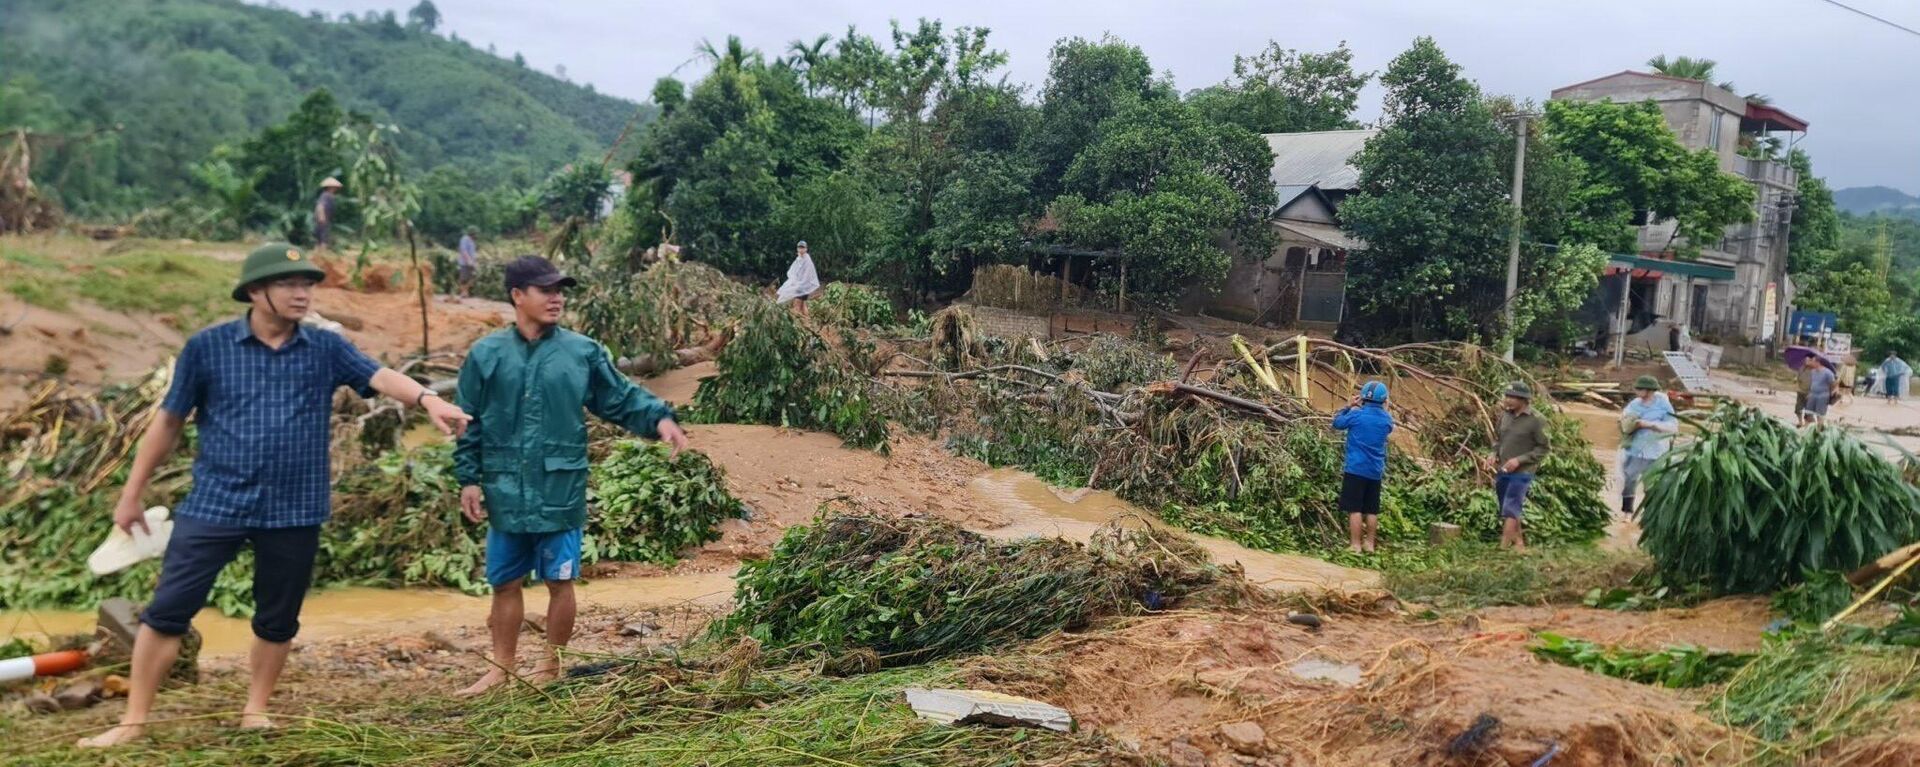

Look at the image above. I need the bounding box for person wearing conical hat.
[314,177,343,251]
[79,243,471,749]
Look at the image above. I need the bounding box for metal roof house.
[1198,129,1373,328]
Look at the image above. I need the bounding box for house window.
[1707,112,1723,150]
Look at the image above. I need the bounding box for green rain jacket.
[453,326,674,534]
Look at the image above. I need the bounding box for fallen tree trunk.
[1847,541,1920,587]
[616,327,734,376]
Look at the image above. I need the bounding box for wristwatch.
[416,389,440,407]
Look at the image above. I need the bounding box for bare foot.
[1347,545,1363,554]
[454,670,510,698]
[76,723,146,748]
[239,712,277,730]
[528,658,561,684]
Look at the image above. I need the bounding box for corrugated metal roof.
[1274,218,1364,251]
[1263,129,1376,192]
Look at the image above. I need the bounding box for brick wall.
[963,305,1051,341]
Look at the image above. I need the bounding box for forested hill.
[0,0,649,215]
[1834,186,1920,219]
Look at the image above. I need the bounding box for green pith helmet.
[232,242,326,302]
[1503,381,1533,400]
[1633,375,1661,391]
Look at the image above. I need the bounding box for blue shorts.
[486,527,583,587]
[1495,473,1535,520]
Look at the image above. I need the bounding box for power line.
[1815,0,1920,39]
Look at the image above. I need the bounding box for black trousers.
[141,516,321,643]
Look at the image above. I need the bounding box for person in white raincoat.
[776,240,820,317]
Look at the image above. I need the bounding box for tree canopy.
[1339,38,1513,341]
[1541,99,1754,256]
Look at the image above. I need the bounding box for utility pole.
[1501,113,1535,363]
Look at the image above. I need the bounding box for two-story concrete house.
[1551,71,1807,349]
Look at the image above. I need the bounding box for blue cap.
[1360,380,1388,403]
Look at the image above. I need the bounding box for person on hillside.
[1489,382,1550,551]
[1804,358,1838,424]
[314,177,342,251]
[1331,381,1394,554]
[78,243,471,748]
[452,255,689,697]
[1881,353,1910,404]
[775,240,819,318]
[456,227,480,300]
[1618,376,1678,517]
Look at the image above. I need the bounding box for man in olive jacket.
[1489,382,1551,551]
[452,256,689,696]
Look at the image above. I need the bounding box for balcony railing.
[1743,157,1798,189]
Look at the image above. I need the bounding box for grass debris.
[1377,542,1650,609]
[0,654,1135,766]
[711,511,1246,664]
[1709,635,1920,765]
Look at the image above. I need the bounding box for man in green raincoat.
[451,255,688,696]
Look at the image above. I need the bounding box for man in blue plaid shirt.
[80,243,472,748]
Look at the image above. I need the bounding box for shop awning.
[1604,254,1734,281]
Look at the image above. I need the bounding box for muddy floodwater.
[4,463,1384,658]
[0,571,734,656]
[968,468,1379,592]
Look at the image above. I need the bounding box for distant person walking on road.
[456,228,479,300]
[1618,376,1678,517]
[1490,382,1550,551]
[452,255,689,697]
[1880,353,1910,403]
[776,240,820,318]
[78,243,470,748]
[1331,381,1394,554]
[1803,358,1838,425]
[314,177,342,251]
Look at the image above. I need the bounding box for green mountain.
[1834,185,1920,218]
[0,0,650,215]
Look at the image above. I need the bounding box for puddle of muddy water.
[967,468,1379,593]
[1287,658,1363,687]
[0,571,734,656]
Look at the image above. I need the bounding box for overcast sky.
[279,0,1919,192]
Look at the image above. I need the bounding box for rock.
[524,614,548,634]
[1428,522,1463,546]
[1166,739,1209,767]
[422,631,460,653]
[903,688,1073,732]
[1218,721,1268,755]
[96,598,141,651]
[1284,612,1322,630]
[54,679,102,710]
[618,622,659,638]
[23,693,60,714]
